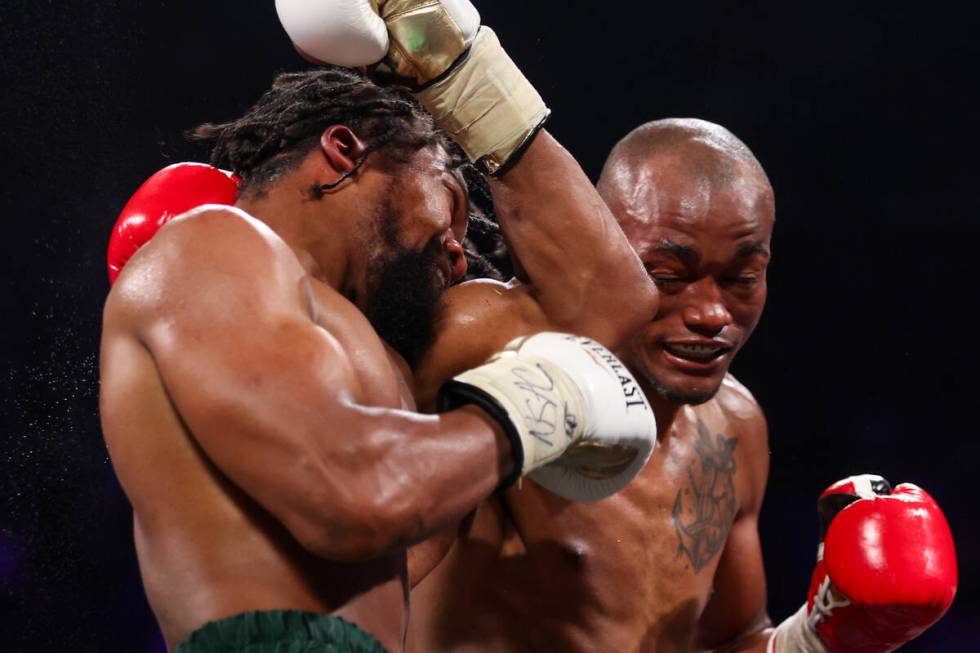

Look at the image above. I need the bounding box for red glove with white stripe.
[769,474,957,653]
[107,162,239,285]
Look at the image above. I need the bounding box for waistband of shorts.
[173,609,389,653]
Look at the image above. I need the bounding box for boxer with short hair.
[100,6,659,652]
[407,119,956,652]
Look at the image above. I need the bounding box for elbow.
[638,277,660,317]
[287,522,375,564]
[574,250,659,349]
[622,278,659,338]
[284,485,420,563]
[617,254,660,327]
[588,269,659,350]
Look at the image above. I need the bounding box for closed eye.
[649,272,688,292]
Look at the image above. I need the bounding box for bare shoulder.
[714,374,769,508]
[414,278,546,410]
[105,206,309,333]
[714,374,765,424]
[713,373,767,449]
[438,278,543,327]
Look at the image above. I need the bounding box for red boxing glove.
[803,474,957,653]
[107,162,240,285]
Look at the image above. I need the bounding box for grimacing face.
[362,146,471,365]
[380,145,470,289]
[620,166,774,405]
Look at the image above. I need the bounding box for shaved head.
[597,118,773,230]
[599,119,774,406]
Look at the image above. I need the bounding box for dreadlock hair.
[456,164,511,281]
[192,66,510,279]
[192,67,447,196]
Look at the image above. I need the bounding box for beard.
[363,205,445,368]
[639,370,722,406]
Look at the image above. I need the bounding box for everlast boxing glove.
[107,163,239,284]
[439,333,657,502]
[768,474,957,653]
[275,0,548,175]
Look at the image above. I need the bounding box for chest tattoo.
[672,420,737,572]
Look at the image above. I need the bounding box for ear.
[319,125,368,177]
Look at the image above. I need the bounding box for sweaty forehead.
[612,154,773,252]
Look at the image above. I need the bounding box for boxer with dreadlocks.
[100,4,658,652]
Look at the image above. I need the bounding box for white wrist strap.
[416,27,549,174]
[767,604,830,653]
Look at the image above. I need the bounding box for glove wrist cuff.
[415,27,550,175]
[440,352,587,473]
[768,604,830,653]
[438,380,525,491]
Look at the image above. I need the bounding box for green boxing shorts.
[174,610,389,653]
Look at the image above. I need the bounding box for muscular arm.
[413,134,660,407]
[105,208,513,562]
[698,380,773,652]
[489,131,658,347]
[698,515,773,652]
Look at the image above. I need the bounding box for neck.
[235,179,354,297]
[636,374,684,441]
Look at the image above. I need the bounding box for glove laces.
[808,575,851,628]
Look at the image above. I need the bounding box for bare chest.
[499,412,743,650]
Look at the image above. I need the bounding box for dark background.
[1,1,976,651]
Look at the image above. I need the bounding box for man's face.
[363,146,470,366]
[618,162,774,404]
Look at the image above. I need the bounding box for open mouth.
[662,342,729,364]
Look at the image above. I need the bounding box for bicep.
[150,314,357,503]
[130,212,363,532]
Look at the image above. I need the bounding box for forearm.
[383,4,656,344]
[162,338,512,561]
[491,131,657,345]
[314,403,512,558]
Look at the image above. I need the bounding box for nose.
[681,279,733,337]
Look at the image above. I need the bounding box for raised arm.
[106,208,512,562]
[276,0,658,351]
[488,130,657,345]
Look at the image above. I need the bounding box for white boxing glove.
[274,0,480,69]
[275,0,389,67]
[439,333,657,502]
[275,0,546,175]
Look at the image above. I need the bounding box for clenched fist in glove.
[768,474,957,653]
[275,0,548,175]
[439,333,657,502]
[107,163,239,284]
